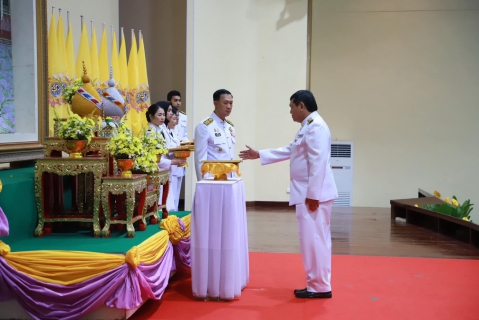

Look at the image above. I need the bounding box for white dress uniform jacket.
[164,126,185,211]
[194,112,236,180]
[259,111,337,293]
[259,111,338,205]
[174,111,189,142]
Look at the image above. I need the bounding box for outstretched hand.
[239,145,260,160]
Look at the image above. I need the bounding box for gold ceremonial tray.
[180,141,194,146]
[201,160,242,164]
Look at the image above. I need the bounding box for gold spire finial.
[82,61,90,83]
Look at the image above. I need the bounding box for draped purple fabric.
[0,207,9,237]
[0,243,174,320]
[174,237,191,270]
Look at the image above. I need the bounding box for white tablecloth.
[191,178,249,300]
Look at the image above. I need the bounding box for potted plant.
[107,122,143,177]
[422,191,474,222]
[57,114,95,158]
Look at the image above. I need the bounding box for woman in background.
[145,103,184,210]
[165,106,185,212]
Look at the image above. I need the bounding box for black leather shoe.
[295,290,332,299]
[293,288,307,294]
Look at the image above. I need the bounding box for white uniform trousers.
[159,183,175,212]
[296,199,333,293]
[170,175,183,212]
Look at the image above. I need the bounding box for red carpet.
[131,252,479,320]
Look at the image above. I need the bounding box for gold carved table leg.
[34,170,44,237]
[125,189,136,238]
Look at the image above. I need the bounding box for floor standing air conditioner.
[330,141,354,207]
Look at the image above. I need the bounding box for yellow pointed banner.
[110,26,120,89]
[76,19,91,81]
[98,24,109,88]
[118,27,131,131]
[56,9,70,119]
[137,30,150,131]
[127,29,142,135]
[138,30,150,115]
[90,23,100,90]
[65,12,76,82]
[47,9,62,136]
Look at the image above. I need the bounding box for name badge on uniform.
[215,133,221,137]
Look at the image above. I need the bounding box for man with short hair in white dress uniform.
[168,90,189,142]
[194,89,236,180]
[239,90,338,299]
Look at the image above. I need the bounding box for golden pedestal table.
[101,174,148,238]
[143,170,170,224]
[34,157,108,237]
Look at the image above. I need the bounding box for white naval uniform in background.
[175,111,189,142]
[194,112,236,181]
[164,126,185,211]
[258,111,338,293]
[147,123,174,209]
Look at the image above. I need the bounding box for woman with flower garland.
[146,103,185,210]
[164,106,185,212]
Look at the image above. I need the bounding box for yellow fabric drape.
[1,214,191,285]
[201,163,241,179]
[181,214,191,238]
[5,250,124,285]
[161,215,185,244]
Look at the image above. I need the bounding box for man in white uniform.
[168,90,189,142]
[194,89,236,180]
[239,90,337,299]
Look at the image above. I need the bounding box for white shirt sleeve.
[259,145,291,165]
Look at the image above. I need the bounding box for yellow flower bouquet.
[423,192,473,222]
[107,123,143,159]
[132,131,169,173]
[142,131,168,156]
[58,114,95,142]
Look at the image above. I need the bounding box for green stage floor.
[0,166,190,253]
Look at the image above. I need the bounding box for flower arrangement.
[107,122,143,159]
[132,131,169,173]
[133,152,158,173]
[58,114,95,142]
[62,78,83,105]
[142,131,168,156]
[422,190,474,222]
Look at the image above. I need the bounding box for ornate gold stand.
[142,170,170,224]
[34,157,107,237]
[101,174,147,238]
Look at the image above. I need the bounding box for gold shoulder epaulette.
[225,119,234,127]
[203,118,213,126]
[307,118,314,125]
[180,110,186,115]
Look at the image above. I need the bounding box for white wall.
[185,0,309,208]
[310,0,479,221]
[47,0,119,62]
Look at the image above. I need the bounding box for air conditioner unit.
[330,141,353,207]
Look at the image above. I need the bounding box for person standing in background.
[167,90,189,142]
[165,106,185,211]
